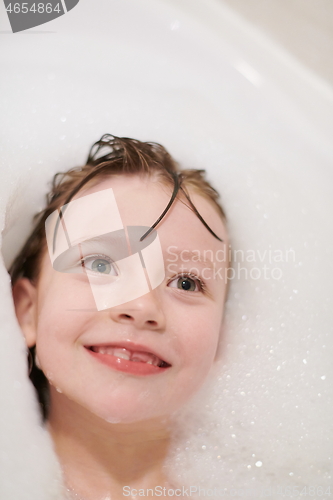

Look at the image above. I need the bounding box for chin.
[82,394,184,425]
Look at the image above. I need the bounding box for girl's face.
[15,175,229,423]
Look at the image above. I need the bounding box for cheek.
[34,278,94,373]
[35,311,78,383]
[37,273,96,325]
[164,308,221,408]
[172,304,222,374]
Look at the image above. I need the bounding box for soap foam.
[0,0,332,499]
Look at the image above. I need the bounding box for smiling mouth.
[86,346,170,368]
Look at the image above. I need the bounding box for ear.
[12,278,38,348]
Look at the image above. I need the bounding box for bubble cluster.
[0,0,332,499]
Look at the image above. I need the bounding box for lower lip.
[85,347,170,376]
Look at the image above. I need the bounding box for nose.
[108,290,166,331]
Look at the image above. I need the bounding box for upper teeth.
[91,346,164,367]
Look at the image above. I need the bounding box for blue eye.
[91,259,111,274]
[168,273,205,292]
[81,256,117,276]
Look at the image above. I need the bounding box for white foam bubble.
[0,0,332,498]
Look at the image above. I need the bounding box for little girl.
[10,134,229,500]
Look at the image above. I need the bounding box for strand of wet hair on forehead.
[178,182,223,242]
[140,171,223,242]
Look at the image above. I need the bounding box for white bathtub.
[0,1,332,499]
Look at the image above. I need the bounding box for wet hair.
[9,134,227,420]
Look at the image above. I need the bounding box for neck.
[47,387,172,500]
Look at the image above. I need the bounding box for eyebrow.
[164,248,215,270]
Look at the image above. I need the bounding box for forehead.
[74,174,228,253]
